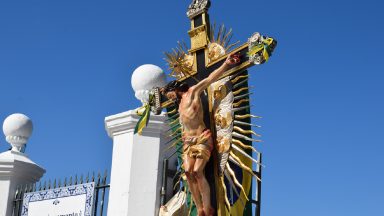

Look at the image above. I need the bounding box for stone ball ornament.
[3,113,33,152]
[131,64,167,104]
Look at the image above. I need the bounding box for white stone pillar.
[0,113,45,216]
[105,110,170,216]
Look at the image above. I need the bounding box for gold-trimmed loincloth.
[183,129,213,161]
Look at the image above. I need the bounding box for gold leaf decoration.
[208,23,240,63]
[164,41,194,79]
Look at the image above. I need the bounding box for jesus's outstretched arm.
[193,53,240,95]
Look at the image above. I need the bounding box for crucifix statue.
[134,1,276,215]
[161,53,241,216]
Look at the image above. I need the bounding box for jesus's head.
[162,80,189,103]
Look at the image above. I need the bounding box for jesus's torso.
[178,88,206,137]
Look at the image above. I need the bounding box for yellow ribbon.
[134,103,151,135]
[134,94,154,135]
[247,37,274,62]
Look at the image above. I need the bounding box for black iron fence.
[251,152,263,216]
[12,170,110,216]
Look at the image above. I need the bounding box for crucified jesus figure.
[162,53,240,216]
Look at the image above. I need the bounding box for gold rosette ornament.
[164,42,194,79]
[208,23,240,63]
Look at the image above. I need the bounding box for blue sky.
[1,0,383,215]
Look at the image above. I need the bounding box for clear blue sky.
[1,0,383,215]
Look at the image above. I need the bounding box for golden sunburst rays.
[164,41,195,80]
[208,23,240,63]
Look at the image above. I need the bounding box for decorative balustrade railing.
[12,170,110,216]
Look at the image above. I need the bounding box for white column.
[105,110,170,216]
[0,151,45,216]
[0,113,45,216]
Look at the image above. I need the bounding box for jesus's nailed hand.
[225,53,241,65]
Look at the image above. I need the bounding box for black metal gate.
[12,170,110,216]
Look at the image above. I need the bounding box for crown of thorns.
[163,80,183,92]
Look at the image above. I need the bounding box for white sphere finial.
[3,113,33,153]
[131,64,167,104]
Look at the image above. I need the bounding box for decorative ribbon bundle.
[247,33,276,65]
[134,94,153,135]
[134,87,162,135]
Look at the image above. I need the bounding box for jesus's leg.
[183,153,204,214]
[193,158,213,216]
